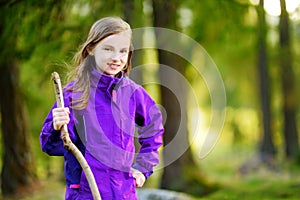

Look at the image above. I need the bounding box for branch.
[51,72,101,200]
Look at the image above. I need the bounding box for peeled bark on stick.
[51,72,101,200]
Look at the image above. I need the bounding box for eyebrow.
[102,45,129,50]
[102,45,113,48]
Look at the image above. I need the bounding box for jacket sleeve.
[132,86,164,179]
[40,87,78,156]
[40,102,65,156]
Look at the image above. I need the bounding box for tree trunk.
[257,0,276,157]
[152,0,214,196]
[122,0,144,84]
[0,2,36,196]
[279,0,299,159]
[0,62,36,196]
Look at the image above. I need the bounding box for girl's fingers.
[53,107,70,115]
[131,168,146,188]
[134,173,145,187]
[52,107,70,130]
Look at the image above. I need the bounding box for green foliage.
[187,0,259,109]
[1,0,300,198]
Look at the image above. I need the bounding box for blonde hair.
[67,17,133,110]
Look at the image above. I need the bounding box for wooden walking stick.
[52,72,101,200]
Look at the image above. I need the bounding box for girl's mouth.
[107,63,120,69]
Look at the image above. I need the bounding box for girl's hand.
[52,107,70,130]
[131,168,146,188]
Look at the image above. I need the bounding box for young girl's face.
[92,31,131,77]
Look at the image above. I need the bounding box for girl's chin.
[95,68,119,77]
[104,70,121,77]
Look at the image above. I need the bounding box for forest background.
[0,0,300,199]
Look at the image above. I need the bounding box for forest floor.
[196,144,300,200]
[2,144,300,200]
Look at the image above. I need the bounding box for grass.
[1,180,65,200]
[197,171,300,200]
[194,142,300,200]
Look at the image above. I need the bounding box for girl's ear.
[86,45,94,56]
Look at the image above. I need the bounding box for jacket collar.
[90,68,124,89]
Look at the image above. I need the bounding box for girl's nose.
[111,52,122,61]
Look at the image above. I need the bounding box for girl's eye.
[104,47,112,51]
[120,49,128,53]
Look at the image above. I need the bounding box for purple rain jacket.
[40,68,164,200]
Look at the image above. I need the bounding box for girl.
[40,17,164,200]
